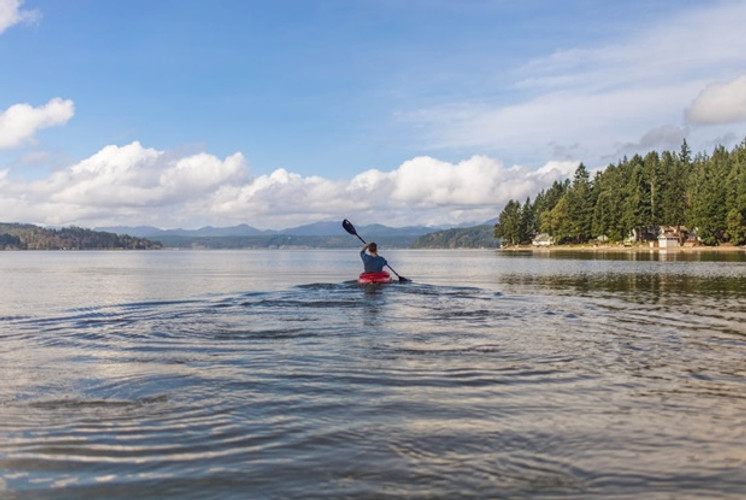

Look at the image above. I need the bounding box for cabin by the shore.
[657,226,689,248]
[532,233,554,246]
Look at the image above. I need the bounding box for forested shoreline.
[0,223,162,250]
[411,225,497,248]
[495,139,746,247]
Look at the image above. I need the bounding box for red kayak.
[357,271,393,285]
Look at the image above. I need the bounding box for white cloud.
[210,155,579,228]
[686,74,746,125]
[47,141,248,207]
[401,1,746,168]
[0,98,75,149]
[0,142,249,226]
[0,141,575,229]
[0,0,39,34]
[387,155,573,207]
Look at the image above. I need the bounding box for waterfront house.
[658,226,688,248]
[532,233,554,246]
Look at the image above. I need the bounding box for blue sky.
[2,0,746,229]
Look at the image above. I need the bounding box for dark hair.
[368,242,378,253]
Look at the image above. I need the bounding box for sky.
[1,0,746,230]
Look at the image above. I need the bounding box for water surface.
[1,250,745,499]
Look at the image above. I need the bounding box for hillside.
[411,225,498,249]
[98,221,434,249]
[97,221,437,239]
[152,234,418,249]
[0,221,498,250]
[0,223,162,250]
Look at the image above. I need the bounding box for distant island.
[0,223,162,250]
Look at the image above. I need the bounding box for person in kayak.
[360,242,388,273]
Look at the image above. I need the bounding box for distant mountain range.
[96,221,444,239]
[1,219,498,250]
[65,219,495,249]
[96,223,265,238]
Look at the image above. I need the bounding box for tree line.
[495,138,746,246]
[0,223,162,250]
[411,225,498,249]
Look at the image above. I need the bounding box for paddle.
[342,219,410,282]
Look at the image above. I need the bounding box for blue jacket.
[360,249,387,273]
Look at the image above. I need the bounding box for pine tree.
[566,163,593,243]
[591,165,624,241]
[542,196,573,243]
[532,179,569,235]
[621,156,649,240]
[644,151,664,227]
[518,197,535,244]
[725,139,746,244]
[494,199,522,246]
[680,139,692,166]
[687,146,729,244]
[660,150,687,227]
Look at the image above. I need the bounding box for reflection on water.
[1,250,745,499]
[502,265,746,298]
[501,248,746,262]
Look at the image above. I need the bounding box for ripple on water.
[1,281,745,499]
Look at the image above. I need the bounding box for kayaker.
[360,242,388,273]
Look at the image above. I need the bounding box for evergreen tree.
[725,139,746,244]
[565,164,593,243]
[519,197,535,244]
[680,138,692,166]
[494,199,522,246]
[621,155,650,240]
[541,196,573,243]
[687,146,729,244]
[660,149,688,227]
[644,151,664,227]
[532,179,569,235]
[591,165,625,241]
[727,208,746,245]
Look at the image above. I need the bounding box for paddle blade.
[342,219,357,236]
[386,264,410,283]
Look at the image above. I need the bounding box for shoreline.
[499,244,746,253]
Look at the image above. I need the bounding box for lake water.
[1,249,745,499]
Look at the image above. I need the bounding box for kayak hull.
[357,271,393,285]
